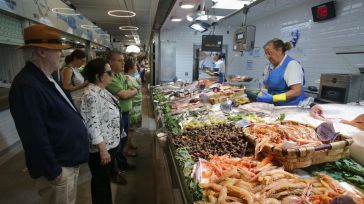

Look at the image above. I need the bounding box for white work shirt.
[215,59,225,73]
[263,55,304,87]
[47,76,77,112]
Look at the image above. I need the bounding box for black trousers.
[88,147,117,204]
[116,137,128,170]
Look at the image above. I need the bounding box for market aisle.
[0,87,158,204]
[113,87,157,203]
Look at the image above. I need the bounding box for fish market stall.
[151,80,364,204]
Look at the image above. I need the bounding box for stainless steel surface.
[318,73,364,103]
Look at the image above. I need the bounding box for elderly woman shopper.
[80,58,127,204]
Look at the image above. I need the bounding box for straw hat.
[18,24,71,50]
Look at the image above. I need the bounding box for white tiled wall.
[160,0,364,87]
[0,44,24,83]
[160,26,242,82]
[242,0,364,88]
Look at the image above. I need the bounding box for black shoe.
[111,171,127,185]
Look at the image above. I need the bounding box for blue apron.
[218,72,225,83]
[263,55,306,106]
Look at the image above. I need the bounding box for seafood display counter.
[151,80,364,204]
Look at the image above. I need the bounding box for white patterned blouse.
[80,83,126,153]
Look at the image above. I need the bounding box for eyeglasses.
[104,70,113,76]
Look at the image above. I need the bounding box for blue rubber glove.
[256,90,273,103]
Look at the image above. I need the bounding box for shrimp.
[200,183,224,192]
[272,189,304,199]
[217,187,227,204]
[226,184,254,204]
[255,138,270,158]
[225,196,243,202]
[259,168,296,179]
[208,194,217,203]
[235,179,254,190]
[216,170,240,183]
[220,178,238,187]
[266,182,306,197]
[317,173,346,194]
[264,198,281,204]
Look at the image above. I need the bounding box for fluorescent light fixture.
[179,2,195,9]
[119,26,139,31]
[76,41,80,44]
[189,21,209,33]
[212,0,251,10]
[107,10,136,17]
[186,15,194,22]
[126,45,141,53]
[171,17,182,22]
[51,8,80,15]
[61,37,66,40]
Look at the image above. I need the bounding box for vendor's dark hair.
[83,58,108,83]
[65,49,86,64]
[124,55,136,73]
[264,38,292,52]
[214,52,225,60]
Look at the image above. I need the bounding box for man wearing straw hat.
[9,24,89,204]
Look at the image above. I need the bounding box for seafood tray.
[244,121,353,171]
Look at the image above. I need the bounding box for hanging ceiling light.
[179,2,195,9]
[107,10,136,17]
[126,45,141,53]
[119,26,139,31]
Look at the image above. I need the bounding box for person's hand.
[256,90,273,103]
[100,150,111,166]
[131,88,137,95]
[310,104,325,120]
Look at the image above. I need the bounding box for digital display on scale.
[311,1,336,22]
[236,33,244,40]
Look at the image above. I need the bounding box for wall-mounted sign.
[311,1,336,22]
[201,35,223,52]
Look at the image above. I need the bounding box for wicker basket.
[244,121,353,171]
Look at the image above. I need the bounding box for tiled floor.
[0,87,159,204]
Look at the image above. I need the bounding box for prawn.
[226,184,254,204]
[217,187,227,204]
